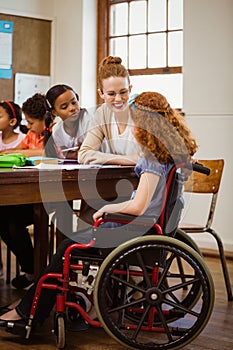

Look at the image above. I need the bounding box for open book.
[25,156,63,166]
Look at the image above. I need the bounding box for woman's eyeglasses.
[103,89,130,99]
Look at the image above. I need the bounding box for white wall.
[1,0,233,252]
[81,0,97,108]
[0,0,96,108]
[183,0,233,115]
[0,0,54,17]
[183,0,233,251]
[51,0,82,93]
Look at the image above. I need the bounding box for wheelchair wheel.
[54,313,66,349]
[66,292,86,322]
[171,228,203,308]
[94,235,214,350]
[174,228,201,255]
[105,230,202,327]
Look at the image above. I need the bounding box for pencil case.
[0,153,27,167]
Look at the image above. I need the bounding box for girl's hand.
[191,157,198,164]
[66,150,78,159]
[93,210,105,221]
[56,146,65,159]
[61,144,81,160]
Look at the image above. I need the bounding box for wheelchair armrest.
[93,213,161,248]
[101,212,157,226]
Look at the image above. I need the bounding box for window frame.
[97,0,182,104]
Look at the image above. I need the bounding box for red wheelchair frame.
[24,162,214,350]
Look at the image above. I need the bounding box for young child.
[0,93,50,157]
[44,84,92,159]
[2,85,91,159]
[0,91,198,334]
[0,101,27,277]
[0,94,51,290]
[0,87,92,289]
[78,55,140,165]
[0,100,25,151]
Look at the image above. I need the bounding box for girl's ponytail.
[43,111,58,158]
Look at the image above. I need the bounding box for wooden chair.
[0,239,3,278]
[6,245,20,284]
[180,159,233,301]
[1,215,56,284]
[3,201,80,282]
[0,238,20,284]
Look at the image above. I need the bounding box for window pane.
[129,35,146,69]
[168,0,183,30]
[148,0,166,31]
[129,1,147,34]
[168,31,183,66]
[110,3,128,36]
[110,37,128,65]
[130,74,183,109]
[148,33,166,68]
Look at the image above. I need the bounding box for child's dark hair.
[22,93,47,120]
[43,110,58,158]
[0,100,22,129]
[46,84,79,112]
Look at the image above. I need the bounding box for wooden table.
[0,166,138,277]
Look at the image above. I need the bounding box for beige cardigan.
[78,104,139,164]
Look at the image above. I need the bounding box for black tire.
[66,292,86,322]
[94,235,214,350]
[174,228,202,255]
[171,228,203,307]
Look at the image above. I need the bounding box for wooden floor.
[0,247,233,350]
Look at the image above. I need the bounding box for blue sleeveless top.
[133,157,173,219]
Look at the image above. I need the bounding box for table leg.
[33,203,49,278]
[54,201,73,247]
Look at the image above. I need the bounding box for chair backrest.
[183,159,224,228]
[184,159,224,194]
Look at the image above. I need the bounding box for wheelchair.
[25,162,214,350]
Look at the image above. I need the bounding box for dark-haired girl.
[0,101,25,151]
[0,87,92,289]
[0,94,51,289]
[0,93,51,157]
[45,84,92,159]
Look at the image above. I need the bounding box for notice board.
[15,73,50,106]
[0,13,51,101]
[0,20,13,79]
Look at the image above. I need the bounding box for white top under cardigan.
[78,103,140,163]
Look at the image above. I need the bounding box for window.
[97,0,183,108]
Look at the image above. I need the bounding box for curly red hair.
[130,92,198,164]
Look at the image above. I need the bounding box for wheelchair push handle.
[192,162,210,175]
[185,162,210,175]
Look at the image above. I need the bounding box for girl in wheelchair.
[0,91,198,336]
